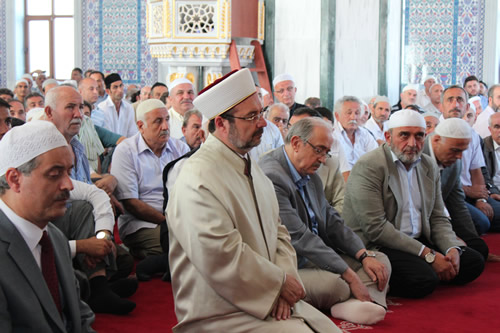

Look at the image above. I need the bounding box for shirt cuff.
[446,246,463,255]
[418,244,425,256]
[69,240,77,258]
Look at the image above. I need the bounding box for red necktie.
[40,231,62,314]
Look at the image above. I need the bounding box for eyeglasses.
[305,140,331,159]
[275,86,295,94]
[272,117,288,125]
[223,109,265,122]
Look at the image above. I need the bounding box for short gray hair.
[488,84,500,99]
[45,85,78,110]
[0,157,40,195]
[285,117,332,144]
[266,103,289,119]
[334,96,361,114]
[182,109,203,128]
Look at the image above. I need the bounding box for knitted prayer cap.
[167,78,194,92]
[26,107,45,122]
[193,68,256,120]
[0,121,68,177]
[273,73,295,88]
[434,118,471,139]
[402,84,419,93]
[42,79,59,90]
[422,75,437,84]
[15,79,28,87]
[136,99,167,121]
[422,112,439,120]
[387,109,426,130]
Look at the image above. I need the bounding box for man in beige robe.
[167,69,340,333]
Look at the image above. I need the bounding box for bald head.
[78,78,99,105]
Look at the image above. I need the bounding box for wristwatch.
[424,249,436,264]
[358,250,376,263]
[96,231,112,241]
[477,198,487,203]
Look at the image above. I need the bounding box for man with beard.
[364,96,391,145]
[167,69,339,332]
[333,96,378,168]
[181,109,205,150]
[111,99,189,259]
[473,84,500,138]
[97,73,137,138]
[343,109,484,298]
[167,78,196,139]
[416,76,436,108]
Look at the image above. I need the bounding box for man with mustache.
[167,69,339,332]
[167,78,196,139]
[333,96,378,168]
[111,99,189,259]
[0,120,97,331]
[441,85,500,234]
[343,109,484,299]
[181,109,205,150]
[259,117,390,325]
[97,73,138,138]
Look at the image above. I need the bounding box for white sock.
[330,298,386,325]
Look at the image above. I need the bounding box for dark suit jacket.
[422,137,480,241]
[259,147,365,274]
[481,136,500,195]
[0,210,95,333]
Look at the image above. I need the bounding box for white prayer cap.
[468,101,476,113]
[15,79,28,87]
[61,80,78,89]
[167,78,194,92]
[193,68,256,120]
[42,79,59,90]
[434,118,471,139]
[136,99,166,121]
[402,84,419,93]
[273,73,295,88]
[0,120,68,177]
[422,112,439,120]
[422,75,437,84]
[387,109,426,130]
[373,95,390,105]
[261,87,270,96]
[21,73,33,82]
[469,96,481,104]
[26,108,46,122]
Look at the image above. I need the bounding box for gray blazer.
[0,210,95,333]
[422,138,479,241]
[259,147,365,274]
[343,144,463,256]
[481,136,500,195]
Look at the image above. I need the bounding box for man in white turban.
[343,109,484,299]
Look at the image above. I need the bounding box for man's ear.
[44,106,53,120]
[384,130,391,144]
[290,135,302,152]
[4,168,22,193]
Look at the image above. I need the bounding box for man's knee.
[453,247,485,285]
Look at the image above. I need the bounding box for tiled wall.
[402,0,485,86]
[0,0,7,88]
[82,0,158,86]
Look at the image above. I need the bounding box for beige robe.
[167,134,339,333]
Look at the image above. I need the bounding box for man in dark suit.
[259,117,390,325]
[0,121,95,332]
[481,111,500,223]
[422,118,489,260]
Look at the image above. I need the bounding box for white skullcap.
[387,109,426,129]
[42,79,59,90]
[469,96,481,104]
[273,73,295,88]
[167,78,193,92]
[468,101,476,113]
[434,118,471,139]
[21,73,33,82]
[373,95,390,105]
[402,84,419,93]
[261,87,269,96]
[136,99,166,120]
[193,68,256,120]
[61,80,77,89]
[422,75,437,84]
[422,112,439,120]
[26,108,46,122]
[15,79,28,87]
[0,120,68,177]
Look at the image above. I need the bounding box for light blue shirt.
[249,120,284,162]
[70,136,92,184]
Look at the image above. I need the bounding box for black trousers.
[379,246,485,298]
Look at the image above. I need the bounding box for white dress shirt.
[111,132,190,238]
[473,105,495,139]
[493,140,500,188]
[423,103,441,117]
[97,96,138,137]
[460,130,486,186]
[168,107,185,140]
[249,120,284,162]
[364,117,388,142]
[333,121,378,168]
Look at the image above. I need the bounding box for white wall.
[334,0,380,103]
[273,0,321,103]
[385,0,402,104]
[483,0,500,86]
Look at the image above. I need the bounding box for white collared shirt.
[97,96,138,137]
[416,89,431,108]
[493,140,500,188]
[0,199,44,269]
[333,121,378,168]
[460,130,486,186]
[168,107,185,140]
[111,132,190,238]
[364,117,388,142]
[249,120,284,162]
[473,105,495,139]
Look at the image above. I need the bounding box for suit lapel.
[384,146,404,229]
[416,160,432,241]
[0,213,66,332]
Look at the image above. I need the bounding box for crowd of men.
[0,66,497,332]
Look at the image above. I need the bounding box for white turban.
[0,121,68,177]
[273,73,295,88]
[193,68,256,120]
[387,109,426,129]
[434,118,471,139]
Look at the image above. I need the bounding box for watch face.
[425,252,435,264]
[96,232,106,240]
[366,251,376,257]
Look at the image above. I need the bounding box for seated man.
[260,117,390,325]
[111,99,189,259]
[343,109,484,298]
[166,78,196,139]
[392,84,418,113]
[266,102,290,139]
[0,121,95,332]
[181,109,205,150]
[423,118,489,260]
[273,73,306,116]
[364,96,391,145]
